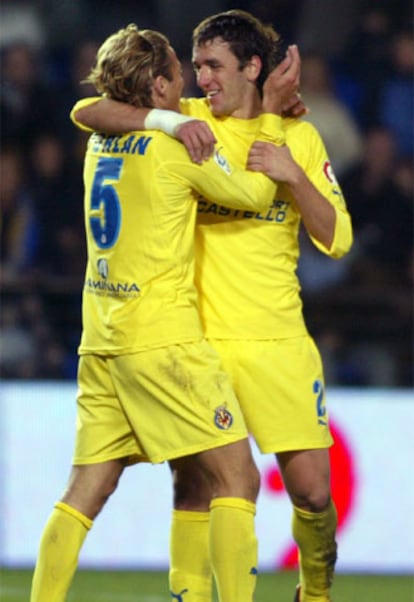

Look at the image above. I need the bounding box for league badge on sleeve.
[214,148,232,174]
[323,160,345,202]
[323,160,338,185]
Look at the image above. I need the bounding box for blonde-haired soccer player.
[30,23,301,602]
[71,11,352,602]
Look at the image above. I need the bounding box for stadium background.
[0,0,413,600]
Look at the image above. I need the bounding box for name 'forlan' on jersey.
[89,133,153,156]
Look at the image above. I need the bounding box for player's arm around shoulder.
[70,96,104,132]
[70,96,164,136]
[159,134,277,212]
[70,96,216,164]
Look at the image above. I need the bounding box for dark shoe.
[293,585,301,602]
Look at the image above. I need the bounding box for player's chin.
[207,96,224,116]
[209,103,225,117]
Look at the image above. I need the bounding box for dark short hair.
[192,10,283,93]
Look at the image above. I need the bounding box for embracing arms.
[72,98,216,163]
[247,139,352,257]
[71,45,306,164]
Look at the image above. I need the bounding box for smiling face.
[192,37,261,119]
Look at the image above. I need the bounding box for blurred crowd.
[0,0,413,386]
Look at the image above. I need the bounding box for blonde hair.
[85,24,172,107]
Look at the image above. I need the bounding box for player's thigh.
[195,438,260,502]
[75,354,145,465]
[109,340,248,464]
[169,439,259,506]
[209,336,333,453]
[62,460,126,518]
[169,456,212,509]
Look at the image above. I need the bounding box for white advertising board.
[0,383,413,572]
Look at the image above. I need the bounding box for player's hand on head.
[282,92,309,119]
[262,45,301,115]
[175,120,217,164]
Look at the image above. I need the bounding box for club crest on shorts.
[214,405,233,430]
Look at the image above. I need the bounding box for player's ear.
[246,55,262,83]
[153,74,168,97]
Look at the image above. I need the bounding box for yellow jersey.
[78,119,281,354]
[180,97,353,339]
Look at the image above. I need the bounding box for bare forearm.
[248,141,336,249]
[289,169,336,249]
[74,98,149,133]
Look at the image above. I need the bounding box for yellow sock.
[30,502,92,602]
[209,497,258,602]
[292,501,337,602]
[169,510,212,601]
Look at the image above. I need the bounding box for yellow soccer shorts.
[208,335,333,454]
[74,339,248,466]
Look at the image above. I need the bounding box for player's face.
[192,38,255,118]
[164,47,184,112]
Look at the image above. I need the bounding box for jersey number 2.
[314,379,327,426]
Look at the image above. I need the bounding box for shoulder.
[282,118,328,171]
[142,129,190,165]
[180,97,211,120]
[283,116,321,140]
[284,117,325,153]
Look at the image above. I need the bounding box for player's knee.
[249,462,261,499]
[231,460,260,502]
[103,473,121,499]
[309,491,331,513]
[85,476,120,518]
[172,471,211,510]
[293,488,331,513]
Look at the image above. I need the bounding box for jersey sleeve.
[289,120,353,258]
[70,97,102,132]
[256,113,286,146]
[157,136,277,211]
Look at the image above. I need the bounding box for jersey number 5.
[90,157,123,249]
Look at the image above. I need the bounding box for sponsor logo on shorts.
[214,405,233,430]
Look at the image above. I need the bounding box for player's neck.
[230,93,262,120]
